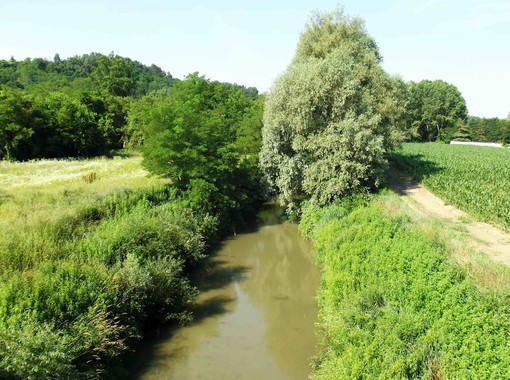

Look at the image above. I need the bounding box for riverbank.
[131,204,319,379]
[0,155,258,379]
[301,192,510,379]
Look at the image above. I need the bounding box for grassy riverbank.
[301,192,510,379]
[0,155,221,378]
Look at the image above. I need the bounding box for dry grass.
[428,356,446,380]
[0,155,152,189]
[0,153,169,270]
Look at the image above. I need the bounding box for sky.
[0,0,508,118]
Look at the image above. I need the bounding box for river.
[131,206,320,379]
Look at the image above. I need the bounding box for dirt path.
[389,170,510,265]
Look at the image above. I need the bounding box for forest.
[0,52,258,161]
[1,7,510,380]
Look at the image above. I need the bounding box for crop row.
[391,143,510,229]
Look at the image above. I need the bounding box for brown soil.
[389,170,510,265]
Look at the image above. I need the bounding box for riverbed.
[132,207,320,379]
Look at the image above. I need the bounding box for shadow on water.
[224,202,287,241]
[128,247,251,377]
[193,262,250,292]
[130,295,235,367]
[255,202,286,227]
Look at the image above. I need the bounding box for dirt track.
[390,170,510,265]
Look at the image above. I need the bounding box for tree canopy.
[0,53,177,160]
[467,116,509,143]
[405,79,468,142]
[259,9,405,212]
[140,73,264,229]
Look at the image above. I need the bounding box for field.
[0,154,216,378]
[391,143,510,230]
[0,154,169,272]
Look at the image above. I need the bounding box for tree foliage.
[0,53,178,160]
[467,116,509,143]
[0,52,175,97]
[406,79,468,141]
[260,9,405,212]
[0,87,119,160]
[451,119,471,141]
[140,73,264,229]
[0,87,34,160]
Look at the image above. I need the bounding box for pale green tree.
[260,9,405,212]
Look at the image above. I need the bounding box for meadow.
[391,143,510,230]
[301,193,510,379]
[0,154,218,379]
[0,154,168,271]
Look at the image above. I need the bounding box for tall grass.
[0,155,218,379]
[301,193,510,379]
[0,155,169,272]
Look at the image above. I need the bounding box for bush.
[76,202,206,266]
[0,317,78,380]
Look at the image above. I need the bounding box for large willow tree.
[260,9,406,212]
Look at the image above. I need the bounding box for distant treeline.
[403,79,509,144]
[466,116,509,143]
[0,53,258,160]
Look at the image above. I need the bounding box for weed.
[82,171,97,183]
[304,194,510,379]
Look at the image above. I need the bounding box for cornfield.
[392,143,510,230]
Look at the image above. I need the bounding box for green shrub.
[0,317,79,380]
[304,196,510,379]
[76,202,207,266]
[0,261,110,325]
[0,184,220,378]
[52,185,179,241]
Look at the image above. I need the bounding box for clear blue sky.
[0,0,508,118]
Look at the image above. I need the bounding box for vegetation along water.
[2,5,510,380]
[0,53,265,378]
[300,193,510,379]
[132,206,320,379]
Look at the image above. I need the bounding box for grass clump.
[301,194,510,379]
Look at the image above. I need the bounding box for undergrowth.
[0,185,217,379]
[301,193,510,379]
[0,157,227,379]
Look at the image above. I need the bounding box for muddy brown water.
[131,207,320,379]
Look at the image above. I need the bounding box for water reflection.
[132,209,319,380]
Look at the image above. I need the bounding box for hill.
[0,52,259,161]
